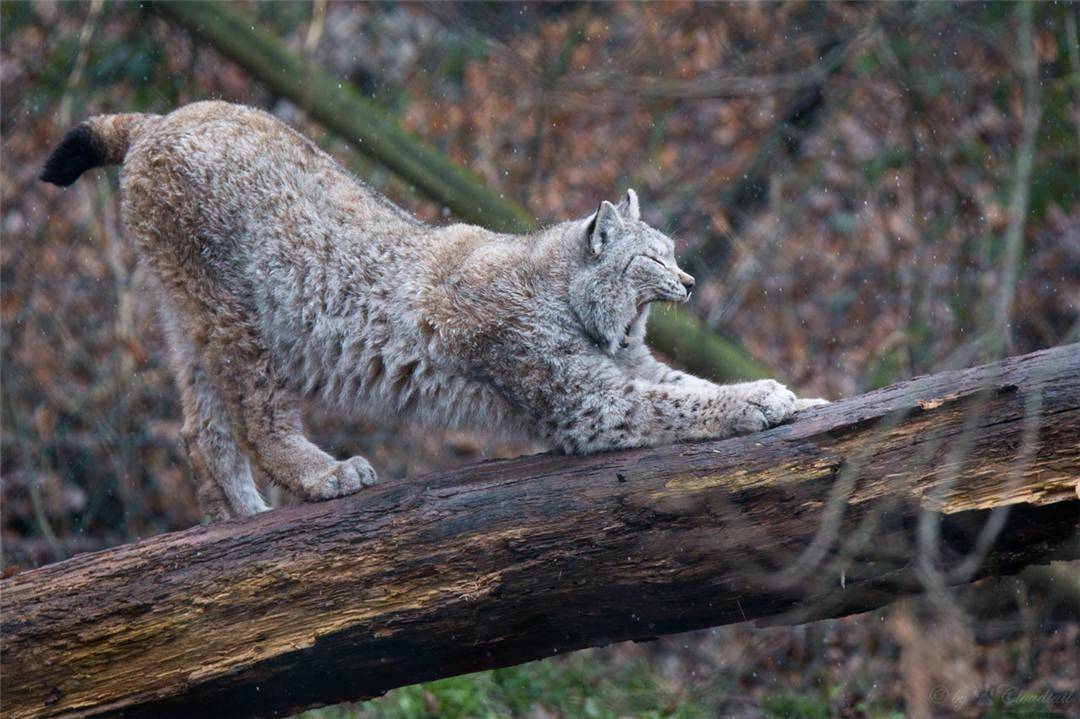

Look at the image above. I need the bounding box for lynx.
[41,101,826,520]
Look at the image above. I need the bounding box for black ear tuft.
[40,124,106,187]
[585,202,602,238]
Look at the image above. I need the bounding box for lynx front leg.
[793,396,831,411]
[623,346,829,419]
[618,344,716,391]
[544,368,822,454]
[716,379,808,433]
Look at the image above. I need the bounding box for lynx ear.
[586,200,623,256]
[616,188,640,221]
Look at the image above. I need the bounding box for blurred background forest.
[2,2,1078,717]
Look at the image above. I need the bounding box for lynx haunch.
[42,101,826,519]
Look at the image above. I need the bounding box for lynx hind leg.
[198,311,378,502]
[192,462,236,522]
[163,312,270,519]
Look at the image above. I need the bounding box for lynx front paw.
[731,379,798,433]
[303,455,378,500]
[793,397,830,411]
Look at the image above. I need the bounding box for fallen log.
[2,345,1078,719]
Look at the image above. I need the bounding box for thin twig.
[991,2,1042,356]
[1065,6,1080,173]
[58,0,105,126]
[304,0,328,54]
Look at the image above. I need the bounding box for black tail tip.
[39,124,105,187]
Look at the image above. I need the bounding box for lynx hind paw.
[793,397,830,411]
[304,456,378,500]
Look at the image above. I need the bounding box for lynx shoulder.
[42,101,826,519]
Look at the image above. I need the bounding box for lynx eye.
[623,254,666,277]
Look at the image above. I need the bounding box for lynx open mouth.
[620,303,649,348]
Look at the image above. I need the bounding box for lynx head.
[568,189,694,353]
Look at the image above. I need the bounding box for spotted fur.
[42,101,826,519]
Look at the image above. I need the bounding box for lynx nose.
[679,271,695,293]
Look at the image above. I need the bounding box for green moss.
[760,689,829,719]
[863,147,908,185]
[297,654,705,719]
[647,305,772,382]
[862,346,906,390]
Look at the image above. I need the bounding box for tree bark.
[2,345,1078,719]
[147,0,770,383]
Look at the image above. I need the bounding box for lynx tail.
[40,113,159,187]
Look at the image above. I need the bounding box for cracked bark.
[2,345,1078,719]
